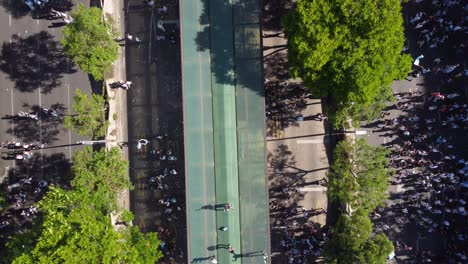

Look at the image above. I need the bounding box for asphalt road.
[124,0,187,261]
[362,3,468,260]
[0,2,90,197]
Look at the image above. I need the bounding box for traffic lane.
[126,5,187,260]
[7,30,68,147]
[0,7,17,178]
[0,3,91,175]
[0,72,14,178]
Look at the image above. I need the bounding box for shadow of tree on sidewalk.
[261,0,295,31]
[264,51,289,81]
[265,83,312,136]
[0,31,76,94]
[267,144,327,263]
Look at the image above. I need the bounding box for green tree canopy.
[63,89,109,138]
[72,146,131,212]
[61,4,119,80]
[10,188,162,264]
[323,209,394,264]
[6,147,162,264]
[327,138,392,213]
[283,0,412,126]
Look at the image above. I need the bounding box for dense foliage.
[283,0,412,126]
[5,147,162,264]
[323,209,394,264]
[71,146,131,211]
[324,139,393,263]
[63,89,109,138]
[61,4,118,80]
[327,138,391,212]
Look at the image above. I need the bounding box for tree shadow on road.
[5,108,64,144]
[0,31,76,94]
[194,0,263,96]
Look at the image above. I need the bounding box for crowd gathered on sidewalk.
[266,82,330,262]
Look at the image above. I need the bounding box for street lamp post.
[330,130,371,136]
[77,140,112,145]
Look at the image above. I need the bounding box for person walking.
[224,203,233,212]
[144,0,155,7]
[228,244,235,254]
[125,33,133,41]
[120,81,133,90]
[157,21,166,32]
[137,139,149,150]
[157,6,168,14]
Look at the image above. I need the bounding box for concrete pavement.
[263,25,330,262]
[103,0,131,225]
[123,0,187,261]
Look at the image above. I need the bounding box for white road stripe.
[9,15,11,27]
[67,83,72,158]
[1,166,10,180]
[38,88,43,178]
[298,186,327,192]
[10,80,14,138]
[297,139,323,144]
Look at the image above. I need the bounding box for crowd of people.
[0,165,51,236]
[270,193,328,263]
[265,82,309,136]
[374,88,466,262]
[1,106,55,161]
[369,0,467,262]
[3,107,60,121]
[142,135,185,262]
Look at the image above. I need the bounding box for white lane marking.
[38,88,43,178]
[1,166,10,181]
[9,15,11,27]
[67,83,72,158]
[297,139,323,144]
[298,186,327,192]
[10,80,14,137]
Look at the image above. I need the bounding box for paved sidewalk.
[102,0,130,224]
[264,25,329,261]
